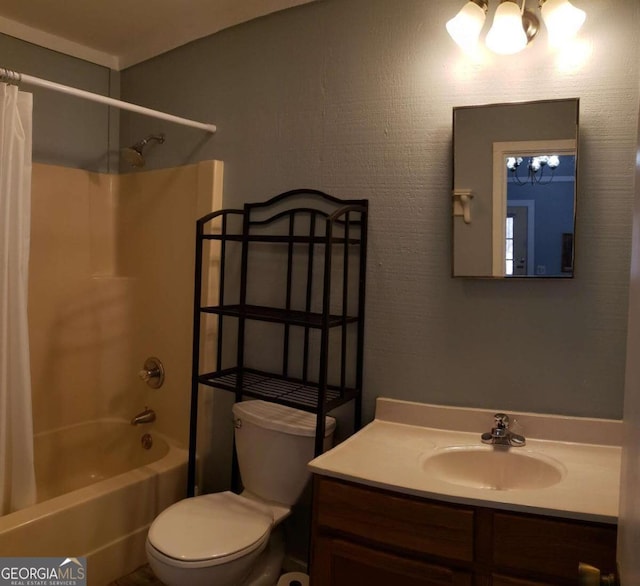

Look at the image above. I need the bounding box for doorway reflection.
[504,154,575,277]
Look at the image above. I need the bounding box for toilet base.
[244,527,285,586]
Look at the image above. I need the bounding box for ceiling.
[0,0,317,71]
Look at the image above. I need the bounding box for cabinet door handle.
[578,562,619,585]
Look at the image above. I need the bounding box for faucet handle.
[139,357,164,388]
[494,413,510,429]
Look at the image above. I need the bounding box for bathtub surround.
[15,161,221,584]
[28,161,222,444]
[0,82,37,515]
[29,165,127,433]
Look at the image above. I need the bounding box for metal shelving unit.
[187,189,368,496]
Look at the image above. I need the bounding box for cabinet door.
[311,535,471,586]
[314,476,474,561]
[492,512,617,580]
[492,575,557,586]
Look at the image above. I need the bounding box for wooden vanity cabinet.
[313,536,472,586]
[310,476,617,586]
[311,474,473,585]
[490,577,555,586]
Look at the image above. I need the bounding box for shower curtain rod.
[0,67,217,134]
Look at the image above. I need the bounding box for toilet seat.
[147,492,273,567]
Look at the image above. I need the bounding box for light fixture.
[446,0,488,53]
[486,1,525,54]
[506,155,560,185]
[447,0,586,55]
[539,0,586,46]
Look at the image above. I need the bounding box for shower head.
[121,134,165,168]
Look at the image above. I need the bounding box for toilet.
[146,400,336,586]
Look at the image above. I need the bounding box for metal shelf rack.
[187,189,368,496]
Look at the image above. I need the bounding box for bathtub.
[0,419,188,586]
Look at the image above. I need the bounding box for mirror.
[452,98,579,278]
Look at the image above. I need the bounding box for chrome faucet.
[131,406,156,426]
[481,413,525,447]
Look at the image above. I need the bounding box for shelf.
[198,367,358,412]
[200,304,359,328]
[188,190,368,497]
[201,234,363,244]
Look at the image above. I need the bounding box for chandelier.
[446,0,586,55]
[506,155,560,185]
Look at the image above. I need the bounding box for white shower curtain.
[0,82,36,514]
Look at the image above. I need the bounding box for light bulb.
[540,0,586,47]
[506,157,522,170]
[446,1,487,53]
[548,155,560,168]
[486,1,528,55]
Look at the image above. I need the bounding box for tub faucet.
[481,413,525,447]
[131,407,156,426]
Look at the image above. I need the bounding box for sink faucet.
[131,406,156,426]
[481,413,525,447]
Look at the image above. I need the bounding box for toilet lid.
[148,492,273,563]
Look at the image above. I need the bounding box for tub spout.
[131,407,156,425]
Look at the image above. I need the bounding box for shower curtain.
[0,82,36,514]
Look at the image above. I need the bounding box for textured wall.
[117,0,637,421]
[0,34,116,172]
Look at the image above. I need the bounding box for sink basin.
[422,446,565,491]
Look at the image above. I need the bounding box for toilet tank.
[232,400,336,506]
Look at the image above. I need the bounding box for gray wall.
[120,0,640,422]
[0,34,117,172]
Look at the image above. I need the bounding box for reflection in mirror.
[452,98,579,278]
[493,140,576,277]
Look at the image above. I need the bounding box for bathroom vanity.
[308,399,620,586]
[310,476,616,585]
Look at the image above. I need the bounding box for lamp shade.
[486,1,528,55]
[540,0,586,46]
[446,1,487,53]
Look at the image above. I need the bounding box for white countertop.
[308,398,621,523]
